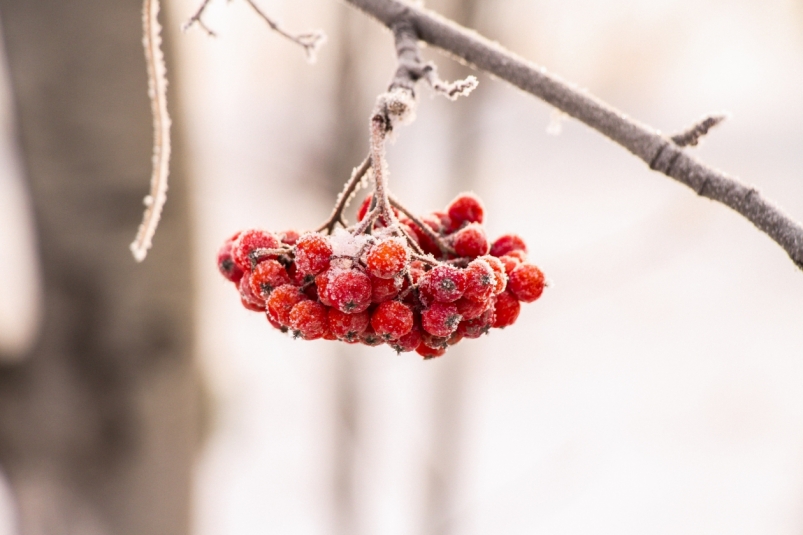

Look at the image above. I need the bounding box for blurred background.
[0,0,802,533]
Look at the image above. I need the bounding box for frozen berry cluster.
[217,193,545,359]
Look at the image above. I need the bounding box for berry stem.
[368,114,398,229]
[389,194,456,256]
[317,155,372,234]
[411,253,440,267]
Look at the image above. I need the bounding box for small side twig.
[389,194,455,256]
[317,155,372,234]
[242,0,326,63]
[131,0,172,262]
[182,0,217,36]
[411,253,440,267]
[671,114,728,147]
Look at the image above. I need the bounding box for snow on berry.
[371,300,414,340]
[366,237,410,279]
[294,233,333,275]
[219,191,545,357]
[232,229,281,270]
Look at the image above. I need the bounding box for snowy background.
[2,0,803,533]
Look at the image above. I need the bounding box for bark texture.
[0,1,200,534]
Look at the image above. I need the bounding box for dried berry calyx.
[217,191,546,359]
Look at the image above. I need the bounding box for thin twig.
[342,0,803,271]
[317,155,372,233]
[671,114,728,147]
[242,0,327,63]
[389,194,455,256]
[396,221,425,256]
[182,0,217,36]
[412,253,440,267]
[131,0,172,262]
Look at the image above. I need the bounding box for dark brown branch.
[317,156,372,233]
[342,0,803,271]
[671,114,728,147]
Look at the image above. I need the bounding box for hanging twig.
[317,156,372,234]
[131,0,172,262]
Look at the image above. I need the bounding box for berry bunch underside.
[217,192,545,359]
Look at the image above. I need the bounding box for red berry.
[447,330,464,346]
[289,300,329,340]
[370,275,402,303]
[391,324,422,353]
[218,232,244,283]
[323,328,338,341]
[233,229,281,270]
[419,265,466,303]
[455,296,490,320]
[421,331,450,350]
[359,325,384,346]
[492,291,520,328]
[506,250,528,263]
[462,259,496,302]
[280,229,301,245]
[446,193,484,230]
[366,238,409,279]
[416,342,445,359]
[479,255,507,294]
[294,233,333,276]
[451,223,490,258]
[371,301,414,340]
[508,263,546,303]
[357,194,374,222]
[328,308,369,342]
[458,307,495,338]
[239,271,265,309]
[249,259,291,300]
[315,271,334,307]
[266,312,288,333]
[266,284,307,327]
[498,254,521,275]
[323,266,372,313]
[490,234,527,258]
[421,302,462,337]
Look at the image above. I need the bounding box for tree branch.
[341,0,803,271]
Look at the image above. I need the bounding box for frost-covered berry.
[233,229,281,270]
[371,301,414,340]
[459,308,495,338]
[391,324,422,353]
[289,300,329,340]
[508,263,546,303]
[479,255,507,294]
[370,274,402,303]
[422,302,462,337]
[490,234,527,258]
[218,232,244,283]
[239,271,265,310]
[266,284,307,327]
[294,233,333,276]
[416,342,446,359]
[452,223,490,258]
[421,331,450,350]
[249,259,291,300]
[359,325,384,346]
[328,308,369,342]
[366,238,409,279]
[280,229,301,245]
[446,193,484,230]
[498,254,521,275]
[266,312,288,333]
[492,291,520,328]
[462,259,496,303]
[324,267,372,313]
[419,265,466,303]
[455,296,490,320]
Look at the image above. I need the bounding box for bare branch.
[671,114,728,147]
[242,0,327,63]
[317,156,372,234]
[342,0,803,271]
[131,0,172,262]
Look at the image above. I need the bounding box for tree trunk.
[0,0,200,534]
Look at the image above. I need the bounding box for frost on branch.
[131,0,171,262]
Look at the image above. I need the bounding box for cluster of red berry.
[217,193,545,358]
